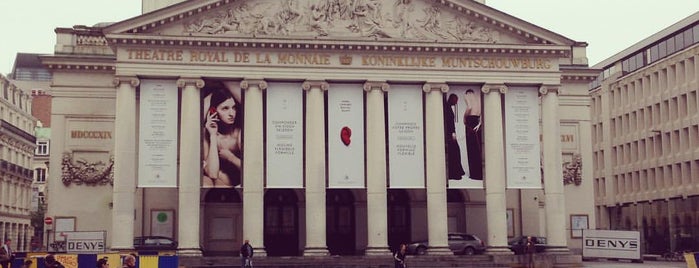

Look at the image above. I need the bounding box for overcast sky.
[1,0,698,75]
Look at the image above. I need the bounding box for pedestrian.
[122,254,136,268]
[525,236,536,268]
[0,239,13,268]
[96,257,108,268]
[44,254,65,268]
[240,239,253,268]
[393,243,407,268]
[20,259,32,268]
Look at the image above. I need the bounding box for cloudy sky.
[0,0,697,75]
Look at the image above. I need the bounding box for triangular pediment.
[105,0,576,46]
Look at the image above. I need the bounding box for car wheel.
[463,247,475,255]
[416,246,427,255]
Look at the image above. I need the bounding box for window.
[35,168,46,183]
[35,140,49,155]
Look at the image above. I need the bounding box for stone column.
[303,80,330,256]
[423,83,451,255]
[110,76,139,250]
[482,84,511,254]
[540,85,568,252]
[176,78,205,256]
[364,81,391,255]
[241,79,268,256]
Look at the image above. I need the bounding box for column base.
[364,246,391,256]
[303,247,329,256]
[253,247,267,257]
[427,246,453,255]
[177,248,203,257]
[486,246,514,255]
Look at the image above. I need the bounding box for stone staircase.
[180,255,511,268]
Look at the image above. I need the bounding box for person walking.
[393,244,407,268]
[240,240,253,268]
[122,254,136,268]
[525,236,536,268]
[0,239,13,268]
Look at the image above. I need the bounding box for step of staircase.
[180,255,511,268]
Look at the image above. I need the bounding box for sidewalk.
[583,259,686,267]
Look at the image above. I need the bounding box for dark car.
[508,236,547,255]
[133,236,178,250]
[407,233,486,255]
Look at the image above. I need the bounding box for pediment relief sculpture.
[183,0,499,43]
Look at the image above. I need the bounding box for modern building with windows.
[0,73,36,251]
[40,0,596,264]
[590,11,699,254]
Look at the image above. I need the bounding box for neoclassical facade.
[42,0,597,259]
[0,74,36,251]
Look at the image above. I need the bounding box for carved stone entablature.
[563,154,582,186]
[61,152,114,187]
[182,0,500,43]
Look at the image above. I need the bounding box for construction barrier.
[9,253,177,268]
[686,252,698,268]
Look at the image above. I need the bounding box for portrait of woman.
[202,83,243,187]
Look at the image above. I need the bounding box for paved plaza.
[582,260,687,267]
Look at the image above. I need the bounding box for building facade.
[41,0,596,258]
[0,74,36,252]
[591,12,699,254]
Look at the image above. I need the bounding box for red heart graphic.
[340,126,352,146]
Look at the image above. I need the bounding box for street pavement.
[582,260,687,267]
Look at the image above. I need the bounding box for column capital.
[363,81,389,92]
[481,84,507,94]
[240,79,268,90]
[176,78,205,89]
[112,76,140,87]
[539,85,561,95]
[302,80,329,91]
[422,83,449,93]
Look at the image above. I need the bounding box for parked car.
[407,233,486,255]
[133,236,178,250]
[508,236,547,255]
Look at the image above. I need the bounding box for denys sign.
[582,229,640,260]
[64,231,106,254]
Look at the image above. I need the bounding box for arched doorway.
[326,189,356,255]
[264,189,299,256]
[202,188,242,256]
[388,189,411,252]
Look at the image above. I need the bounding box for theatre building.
[42,0,597,260]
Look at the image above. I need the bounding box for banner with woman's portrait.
[201,81,243,188]
[445,86,485,189]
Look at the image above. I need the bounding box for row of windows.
[622,24,699,75]
[609,125,699,166]
[590,22,699,89]
[613,161,698,196]
[609,92,698,138]
[612,57,696,111]
[595,161,699,200]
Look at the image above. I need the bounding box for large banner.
[388,84,424,188]
[266,82,304,188]
[504,86,542,189]
[202,81,243,188]
[328,84,365,188]
[139,79,178,187]
[446,86,484,189]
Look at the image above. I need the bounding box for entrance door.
[388,189,411,252]
[264,189,299,256]
[203,188,242,256]
[326,189,356,255]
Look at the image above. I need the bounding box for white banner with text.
[138,79,179,187]
[266,82,304,188]
[328,84,365,188]
[388,85,424,188]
